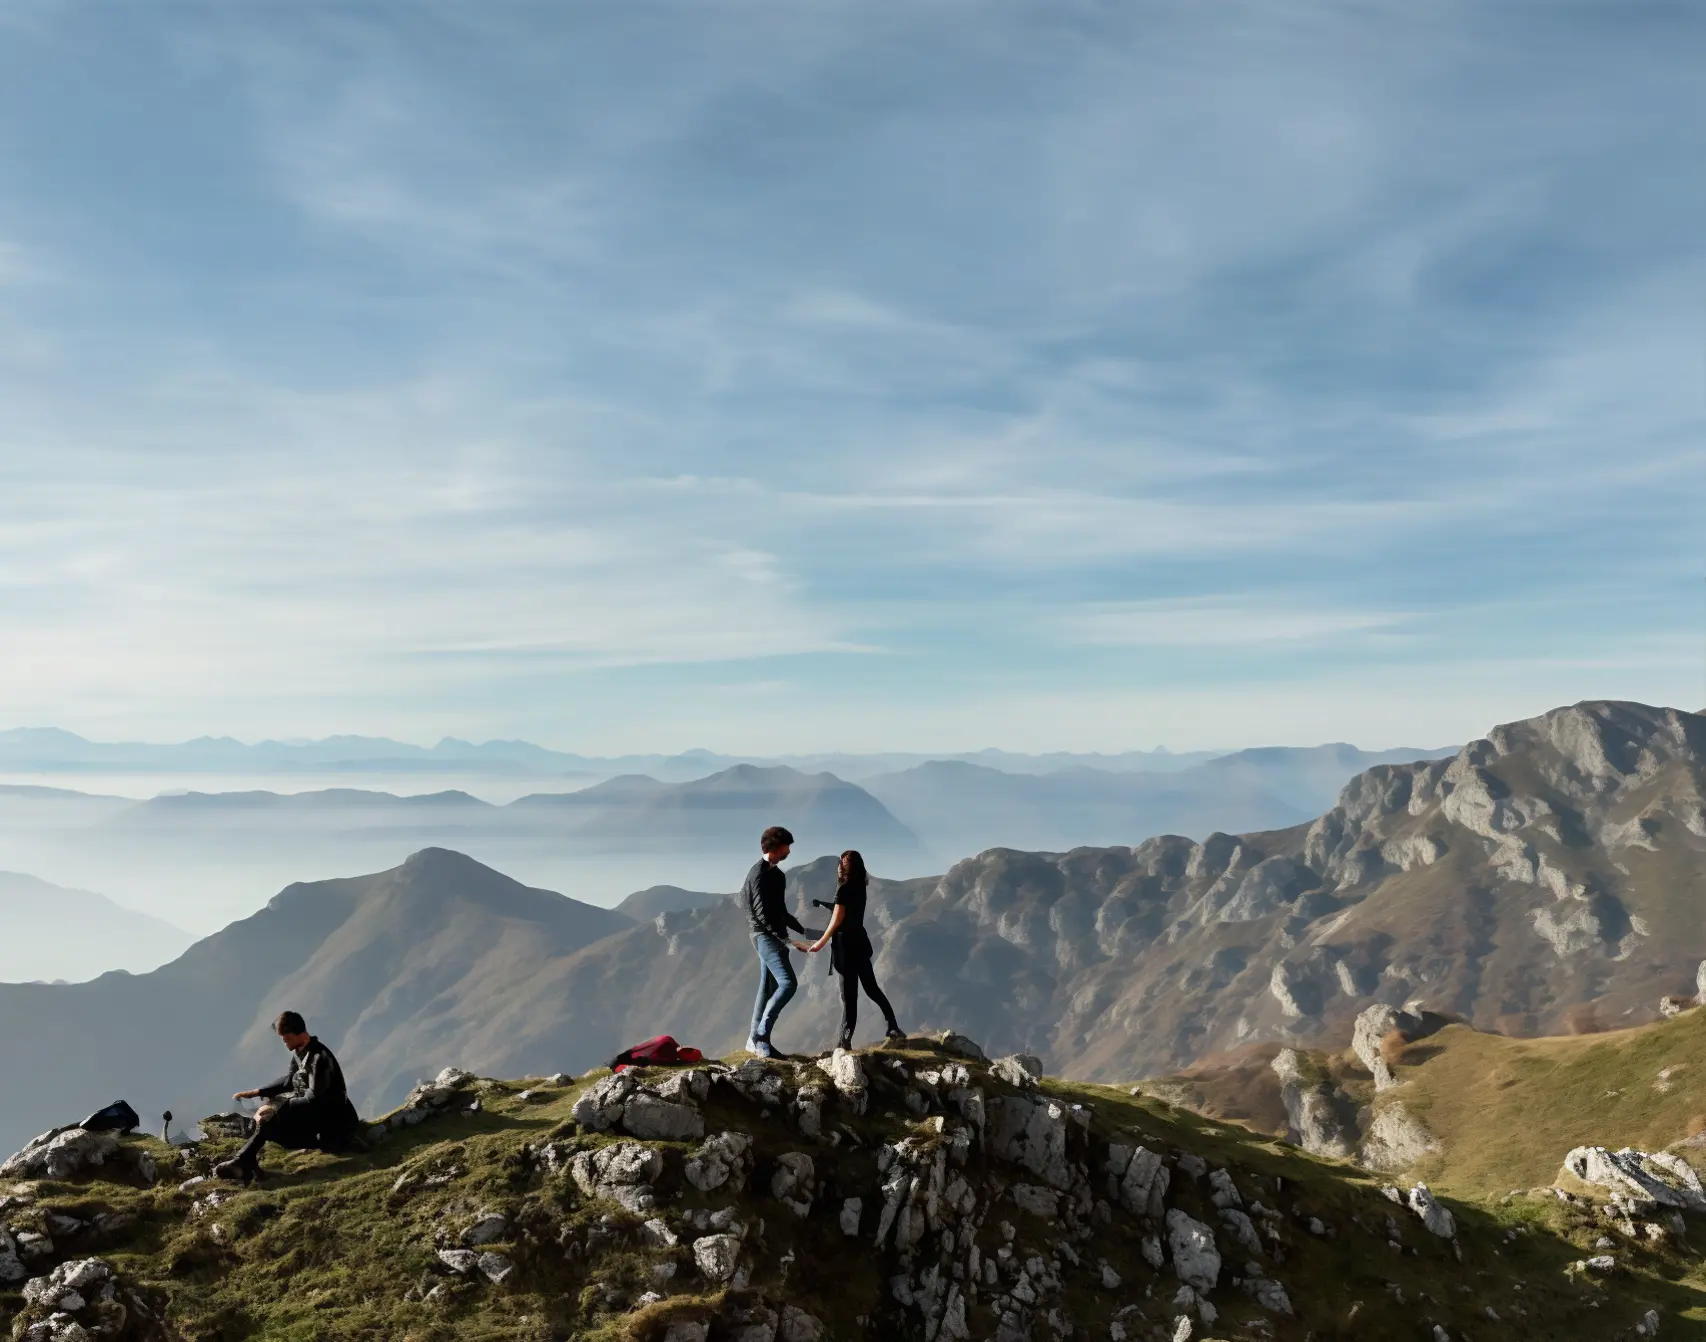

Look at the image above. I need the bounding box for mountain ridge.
[0,700,1696,1164]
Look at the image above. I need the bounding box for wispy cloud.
[0,1,1699,749]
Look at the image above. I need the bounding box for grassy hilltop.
[0,1035,1698,1341]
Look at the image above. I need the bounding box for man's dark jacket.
[257,1037,359,1138]
[742,859,805,942]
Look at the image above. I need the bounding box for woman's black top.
[830,878,874,971]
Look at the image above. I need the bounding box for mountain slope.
[0,872,195,982]
[484,700,1706,1081]
[0,850,631,1151]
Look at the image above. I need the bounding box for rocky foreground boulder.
[0,1037,1693,1340]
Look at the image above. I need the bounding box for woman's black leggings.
[838,955,898,1042]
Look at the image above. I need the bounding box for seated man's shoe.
[212,1158,257,1186]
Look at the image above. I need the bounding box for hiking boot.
[837,1034,854,1052]
[884,1027,908,1045]
[212,1158,257,1186]
[752,1038,779,1060]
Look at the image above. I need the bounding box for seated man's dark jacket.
[256,1037,359,1140]
[742,859,805,942]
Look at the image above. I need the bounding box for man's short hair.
[274,1010,307,1037]
[761,825,795,853]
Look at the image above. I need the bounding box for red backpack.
[610,1034,704,1073]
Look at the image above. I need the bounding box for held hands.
[790,940,813,953]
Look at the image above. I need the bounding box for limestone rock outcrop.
[1563,1146,1706,1212]
[1270,1049,1356,1158]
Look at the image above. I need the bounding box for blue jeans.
[750,933,798,1040]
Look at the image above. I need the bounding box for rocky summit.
[0,1033,1690,1341]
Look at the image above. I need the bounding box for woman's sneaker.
[744,1036,762,1054]
[753,1038,779,1059]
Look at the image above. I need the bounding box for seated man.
[213,1011,360,1184]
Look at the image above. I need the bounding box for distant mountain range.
[0,725,1226,781]
[0,700,1697,1157]
[0,743,1457,944]
[0,872,193,982]
[860,743,1448,858]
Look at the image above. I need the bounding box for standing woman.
[808,850,905,1050]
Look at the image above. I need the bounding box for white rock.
[663,1323,710,1342]
[991,1055,1043,1087]
[1105,1141,1171,1217]
[1219,1208,1264,1256]
[685,1131,753,1193]
[1165,1208,1220,1293]
[988,1094,1073,1191]
[771,1152,816,1217]
[571,1073,640,1132]
[475,1252,514,1284]
[21,1257,111,1310]
[1207,1168,1242,1208]
[1101,1264,1121,1289]
[1170,1316,1193,1342]
[1352,1003,1422,1091]
[1360,1104,1442,1172]
[693,1233,742,1283]
[463,1212,508,1246]
[568,1142,664,1214]
[1563,1146,1706,1212]
[839,1197,863,1236]
[0,1129,120,1181]
[640,1218,679,1247]
[1405,1183,1455,1238]
[815,1050,870,1114]
[622,1093,706,1142]
[436,1249,478,1275]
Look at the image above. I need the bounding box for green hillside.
[1383,1009,1706,1200]
[0,1036,1696,1340]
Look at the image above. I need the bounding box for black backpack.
[79,1100,140,1133]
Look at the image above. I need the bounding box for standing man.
[213,1011,360,1184]
[744,825,810,1058]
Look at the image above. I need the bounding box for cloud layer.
[0,1,1700,751]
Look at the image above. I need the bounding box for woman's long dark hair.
[838,849,868,891]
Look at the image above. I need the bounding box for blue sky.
[0,1,1700,753]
